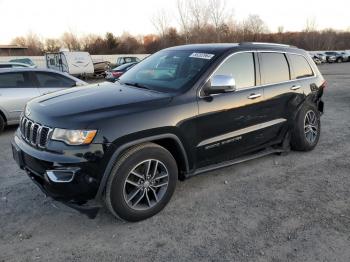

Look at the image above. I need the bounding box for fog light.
[46,168,80,183]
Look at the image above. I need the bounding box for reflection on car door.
[0,72,40,124]
[196,52,267,167]
[34,71,75,95]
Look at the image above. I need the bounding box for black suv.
[12,43,325,221]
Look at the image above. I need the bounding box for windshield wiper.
[123,82,151,90]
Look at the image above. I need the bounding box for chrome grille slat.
[19,116,52,148]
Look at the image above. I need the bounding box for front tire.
[105,143,178,222]
[291,103,321,151]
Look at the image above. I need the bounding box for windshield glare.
[119,50,215,92]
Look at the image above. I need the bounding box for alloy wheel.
[123,159,169,211]
[304,110,318,144]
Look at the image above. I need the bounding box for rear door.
[196,52,267,167]
[258,52,304,142]
[287,53,317,101]
[0,71,39,123]
[34,71,76,95]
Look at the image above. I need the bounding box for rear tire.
[0,115,5,133]
[105,143,178,222]
[291,103,320,151]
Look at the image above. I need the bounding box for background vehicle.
[311,56,322,65]
[316,53,327,63]
[115,56,140,66]
[12,43,325,222]
[0,62,34,69]
[45,51,94,77]
[340,51,350,62]
[9,58,36,67]
[0,68,86,132]
[93,60,111,76]
[325,51,343,63]
[105,62,138,82]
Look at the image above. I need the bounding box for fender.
[290,92,320,123]
[0,106,9,123]
[94,133,190,201]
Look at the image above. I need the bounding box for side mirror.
[205,75,236,95]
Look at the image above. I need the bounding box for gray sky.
[0,0,349,43]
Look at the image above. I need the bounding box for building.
[0,45,28,56]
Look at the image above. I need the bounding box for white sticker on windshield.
[189,53,215,60]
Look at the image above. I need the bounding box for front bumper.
[12,131,114,218]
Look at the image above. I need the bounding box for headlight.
[52,128,97,145]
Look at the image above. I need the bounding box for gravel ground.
[1,63,350,262]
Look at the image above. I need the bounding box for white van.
[45,51,94,77]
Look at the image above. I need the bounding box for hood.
[27,82,172,128]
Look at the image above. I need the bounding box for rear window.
[289,54,314,79]
[0,72,33,88]
[260,53,290,85]
[35,72,75,88]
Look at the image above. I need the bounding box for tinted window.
[0,64,11,68]
[213,52,255,89]
[260,53,290,85]
[35,72,75,88]
[289,54,314,79]
[0,72,33,88]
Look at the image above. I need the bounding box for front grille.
[19,116,52,148]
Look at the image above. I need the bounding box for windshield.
[119,50,216,93]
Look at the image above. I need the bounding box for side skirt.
[187,147,285,177]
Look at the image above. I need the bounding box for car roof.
[0,62,31,66]
[0,68,63,73]
[0,68,86,83]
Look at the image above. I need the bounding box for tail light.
[112,71,123,78]
[320,80,327,90]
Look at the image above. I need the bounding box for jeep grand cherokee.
[12,43,325,222]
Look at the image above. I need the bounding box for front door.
[0,71,39,123]
[195,52,267,168]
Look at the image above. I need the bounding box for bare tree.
[45,38,61,52]
[242,14,268,40]
[61,31,81,51]
[304,17,318,32]
[151,9,171,39]
[11,33,44,55]
[209,0,230,41]
[188,0,210,30]
[176,0,191,43]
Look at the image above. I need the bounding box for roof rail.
[239,42,293,48]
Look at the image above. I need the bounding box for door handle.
[291,85,301,90]
[248,93,262,99]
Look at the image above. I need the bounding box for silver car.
[0,62,35,69]
[0,68,87,132]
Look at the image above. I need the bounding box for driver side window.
[213,52,255,89]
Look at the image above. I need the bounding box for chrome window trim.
[198,50,316,98]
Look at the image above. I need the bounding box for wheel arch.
[0,109,7,125]
[95,133,190,201]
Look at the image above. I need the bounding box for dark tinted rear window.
[35,72,75,87]
[260,53,290,85]
[289,54,314,79]
[0,72,33,88]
